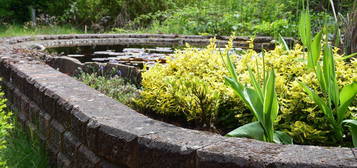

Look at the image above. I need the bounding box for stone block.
[32,82,44,106]
[96,124,137,166]
[13,89,22,109]
[62,131,81,160]
[11,70,26,92]
[38,111,51,140]
[98,160,127,168]
[57,152,73,168]
[196,138,282,168]
[70,109,90,145]
[135,127,224,168]
[49,120,65,152]
[54,98,73,130]
[272,144,357,168]
[20,95,30,119]
[76,145,101,168]
[46,144,59,168]
[43,89,57,116]
[28,103,40,129]
[23,77,35,99]
[86,119,101,153]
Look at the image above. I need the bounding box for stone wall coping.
[0,34,355,168]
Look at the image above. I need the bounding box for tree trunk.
[350,10,357,54]
[352,19,357,54]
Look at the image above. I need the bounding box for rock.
[51,56,83,75]
[30,44,46,51]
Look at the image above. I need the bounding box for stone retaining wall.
[0,34,356,168]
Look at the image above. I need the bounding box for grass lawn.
[0,24,83,37]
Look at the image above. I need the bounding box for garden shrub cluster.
[76,72,140,106]
[1,0,355,37]
[134,41,248,130]
[135,39,356,146]
[138,0,298,36]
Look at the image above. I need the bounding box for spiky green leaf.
[311,31,322,66]
[299,82,335,123]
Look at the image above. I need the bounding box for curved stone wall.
[0,34,356,168]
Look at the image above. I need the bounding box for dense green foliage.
[1,0,355,37]
[135,40,356,146]
[125,0,356,36]
[134,41,244,130]
[0,86,49,168]
[76,72,140,106]
[133,0,298,36]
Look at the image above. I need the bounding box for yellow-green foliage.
[237,45,356,145]
[135,40,356,145]
[0,87,12,151]
[135,41,248,129]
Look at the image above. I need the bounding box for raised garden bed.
[0,34,356,168]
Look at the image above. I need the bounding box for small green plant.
[223,52,292,144]
[298,9,357,147]
[299,44,357,146]
[76,72,140,106]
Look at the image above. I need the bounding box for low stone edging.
[0,34,355,168]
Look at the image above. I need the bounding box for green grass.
[0,122,50,168]
[0,90,49,168]
[0,24,82,37]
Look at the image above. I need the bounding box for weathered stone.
[55,98,73,130]
[38,111,51,140]
[57,152,73,168]
[272,144,357,168]
[49,120,65,152]
[77,145,101,168]
[86,119,101,153]
[49,56,83,76]
[95,123,137,166]
[62,131,81,160]
[46,143,59,168]
[135,128,224,168]
[197,138,283,168]
[70,108,90,145]
[20,94,30,118]
[98,160,127,168]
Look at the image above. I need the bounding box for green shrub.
[141,0,297,37]
[0,87,12,154]
[76,72,140,106]
[135,39,356,146]
[134,41,248,130]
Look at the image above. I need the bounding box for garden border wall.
[0,34,356,168]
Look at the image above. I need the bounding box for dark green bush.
[131,0,299,36]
